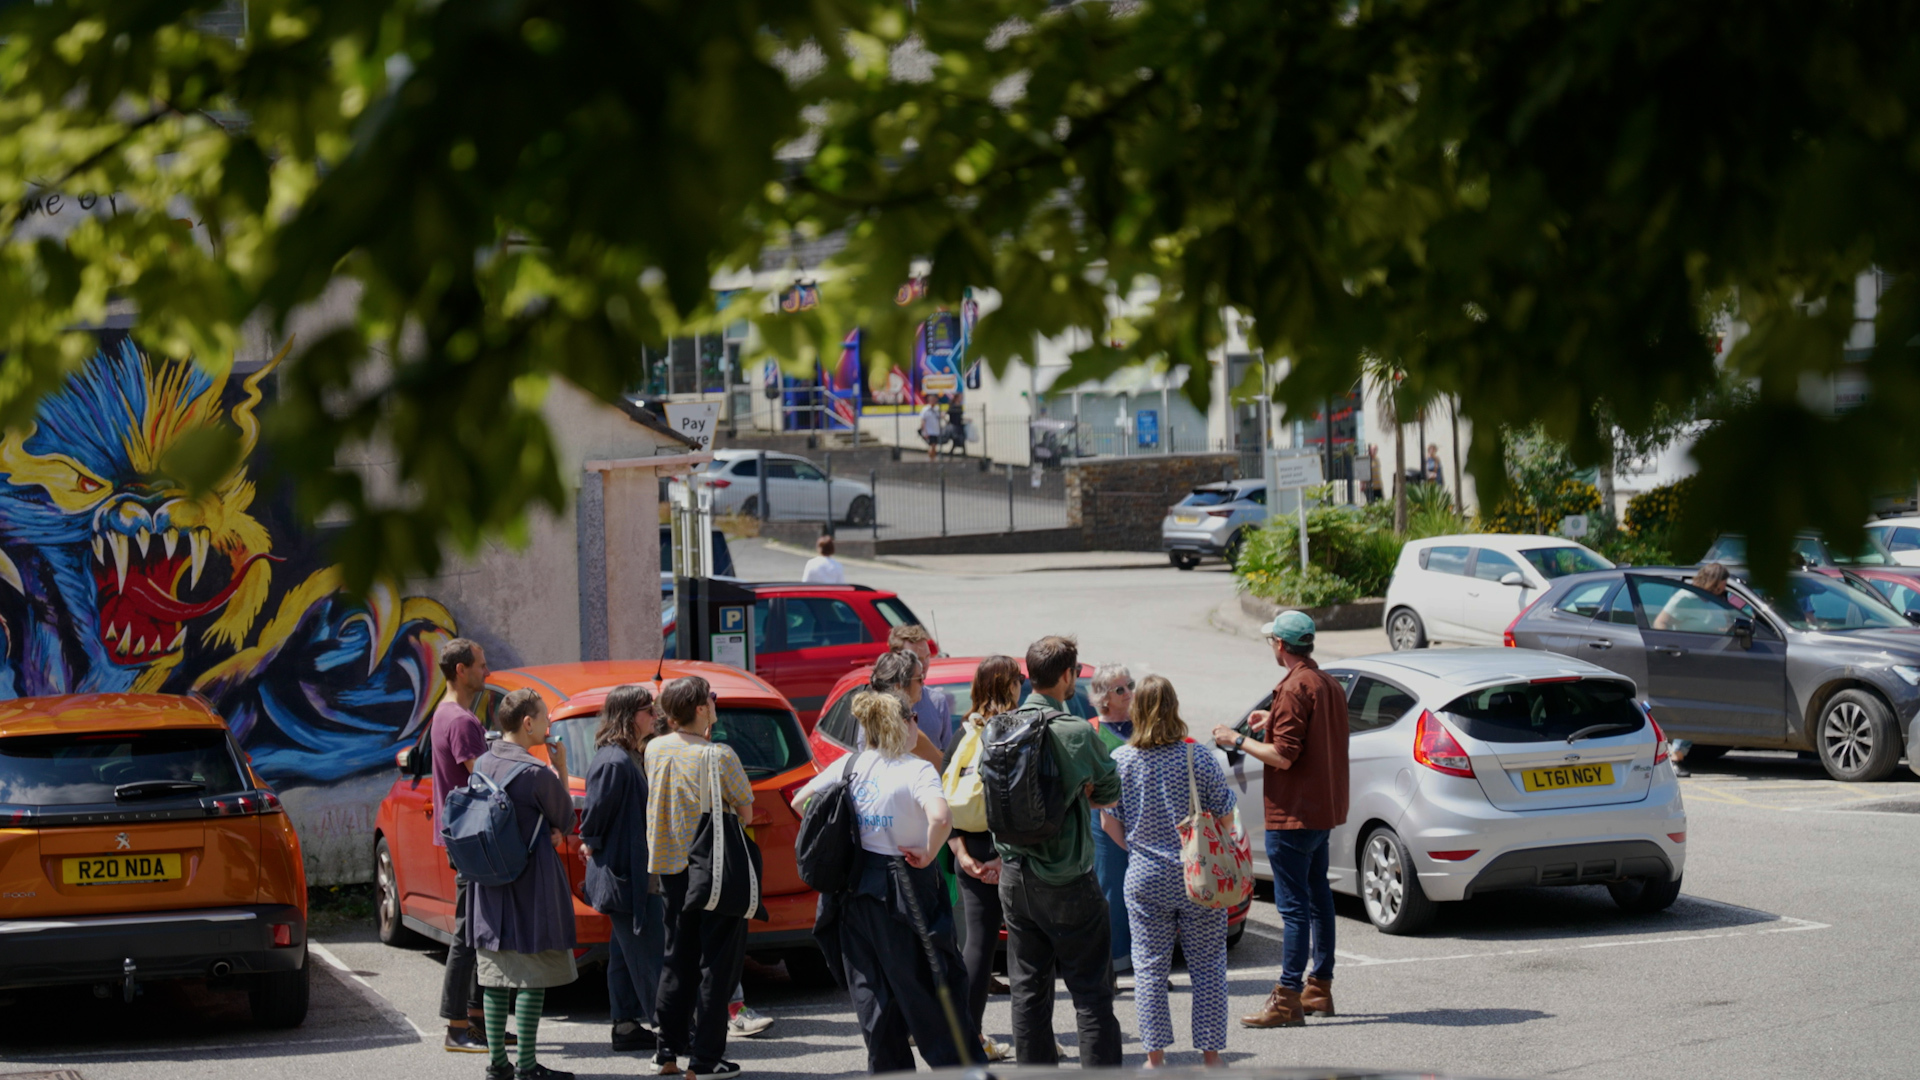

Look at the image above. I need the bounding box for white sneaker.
[728,1007,775,1037]
[982,1036,1013,1062]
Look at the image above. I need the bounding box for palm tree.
[1363,355,1410,532]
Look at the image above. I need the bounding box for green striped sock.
[516,988,544,1070]
[483,987,512,1068]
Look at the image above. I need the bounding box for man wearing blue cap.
[1213,610,1350,1028]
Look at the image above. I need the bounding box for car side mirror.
[395,746,415,773]
[1731,616,1754,650]
[1499,571,1527,587]
[1905,609,1920,626]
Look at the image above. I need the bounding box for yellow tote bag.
[943,722,989,832]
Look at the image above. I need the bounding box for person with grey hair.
[1088,664,1137,975]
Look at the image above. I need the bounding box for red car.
[373,660,822,971]
[666,582,935,729]
[811,657,1251,947]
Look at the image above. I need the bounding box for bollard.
[1007,463,1015,532]
[940,464,948,537]
[756,450,769,521]
[870,469,879,542]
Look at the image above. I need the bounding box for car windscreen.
[1702,536,1747,564]
[554,707,811,781]
[1180,489,1237,507]
[0,729,247,807]
[1748,575,1912,632]
[1520,546,1613,579]
[1440,680,1645,745]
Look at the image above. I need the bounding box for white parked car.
[670,449,874,525]
[1384,533,1613,650]
[1865,516,1920,566]
[1218,648,1687,933]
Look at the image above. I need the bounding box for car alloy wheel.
[846,495,874,527]
[374,838,419,947]
[1388,608,1427,650]
[1361,833,1406,925]
[1823,699,1873,774]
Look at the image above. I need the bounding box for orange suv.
[0,693,310,1027]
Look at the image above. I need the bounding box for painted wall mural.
[0,332,456,879]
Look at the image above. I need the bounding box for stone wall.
[1066,452,1242,551]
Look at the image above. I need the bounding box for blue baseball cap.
[1261,610,1317,645]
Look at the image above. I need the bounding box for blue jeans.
[1092,813,1132,969]
[608,892,667,1025]
[1265,828,1334,991]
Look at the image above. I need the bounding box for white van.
[1383,534,1614,648]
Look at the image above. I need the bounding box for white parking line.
[311,941,427,1038]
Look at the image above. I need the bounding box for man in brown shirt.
[1213,610,1350,1028]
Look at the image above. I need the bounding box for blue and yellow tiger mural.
[0,331,455,808]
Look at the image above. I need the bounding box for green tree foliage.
[1480,425,1602,536]
[7,0,1920,585]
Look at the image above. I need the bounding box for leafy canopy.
[5,0,1920,586]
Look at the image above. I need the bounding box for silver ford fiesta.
[1220,647,1687,934]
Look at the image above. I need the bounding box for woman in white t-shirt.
[797,691,974,1072]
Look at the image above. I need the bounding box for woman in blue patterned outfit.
[1109,675,1235,1068]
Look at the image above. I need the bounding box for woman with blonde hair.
[942,655,1024,1062]
[1108,675,1236,1068]
[1088,663,1136,974]
[798,691,974,1072]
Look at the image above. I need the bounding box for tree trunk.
[1450,397,1465,516]
[1597,455,1617,532]
[1393,416,1407,533]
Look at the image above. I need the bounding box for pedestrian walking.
[802,535,847,584]
[468,689,578,1080]
[1111,676,1234,1068]
[946,398,967,458]
[1087,664,1135,975]
[920,401,943,462]
[579,684,668,1053]
[991,635,1124,1067]
[889,624,953,755]
[799,691,975,1073]
[430,638,496,1054]
[943,655,1021,1063]
[1213,611,1349,1028]
[648,676,757,1080]
[1423,442,1444,487]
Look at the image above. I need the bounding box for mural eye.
[75,475,102,494]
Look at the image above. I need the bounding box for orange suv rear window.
[0,730,246,808]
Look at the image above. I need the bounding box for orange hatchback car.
[0,693,310,1027]
[374,660,823,971]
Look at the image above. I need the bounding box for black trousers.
[841,879,978,1073]
[438,868,483,1021]
[655,870,749,1068]
[955,864,1003,1031]
[998,861,1122,1067]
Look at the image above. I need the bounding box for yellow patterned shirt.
[644,732,755,875]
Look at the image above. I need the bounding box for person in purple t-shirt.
[430,637,494,1053]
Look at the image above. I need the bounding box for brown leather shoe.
[1240,984,1306,1028]
[1301,976,1335,1017]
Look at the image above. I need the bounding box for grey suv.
[1507,567,1920,782]
[1161,480,1267,569]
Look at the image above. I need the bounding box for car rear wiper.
[1565,723,1642,744]
[114,779,208,800]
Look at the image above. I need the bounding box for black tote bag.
[684,746,768,921]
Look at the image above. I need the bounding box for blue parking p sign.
[718,605,747,634]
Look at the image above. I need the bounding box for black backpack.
[979,704,1068,845]
[795,751,874,894]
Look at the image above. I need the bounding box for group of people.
[919,398,968,461]
[424,603,1356,1078]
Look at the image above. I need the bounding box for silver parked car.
[1219,648,1687,934]
[1161,480,1267,569]
[670,448,874,525]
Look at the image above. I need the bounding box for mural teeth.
[103,622,118,642]
[92,535,104,563]
[116,631,131,655]
[134,635,147,655]
[109,532,129,593]
[170,627,187,650]
[189,530,209,589]
[163,529,178,559]
[136,527,151,556]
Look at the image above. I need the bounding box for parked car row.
[670,449,875,526]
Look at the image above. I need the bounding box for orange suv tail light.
[204,790,284,817]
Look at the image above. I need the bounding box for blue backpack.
[442,761,541,887]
